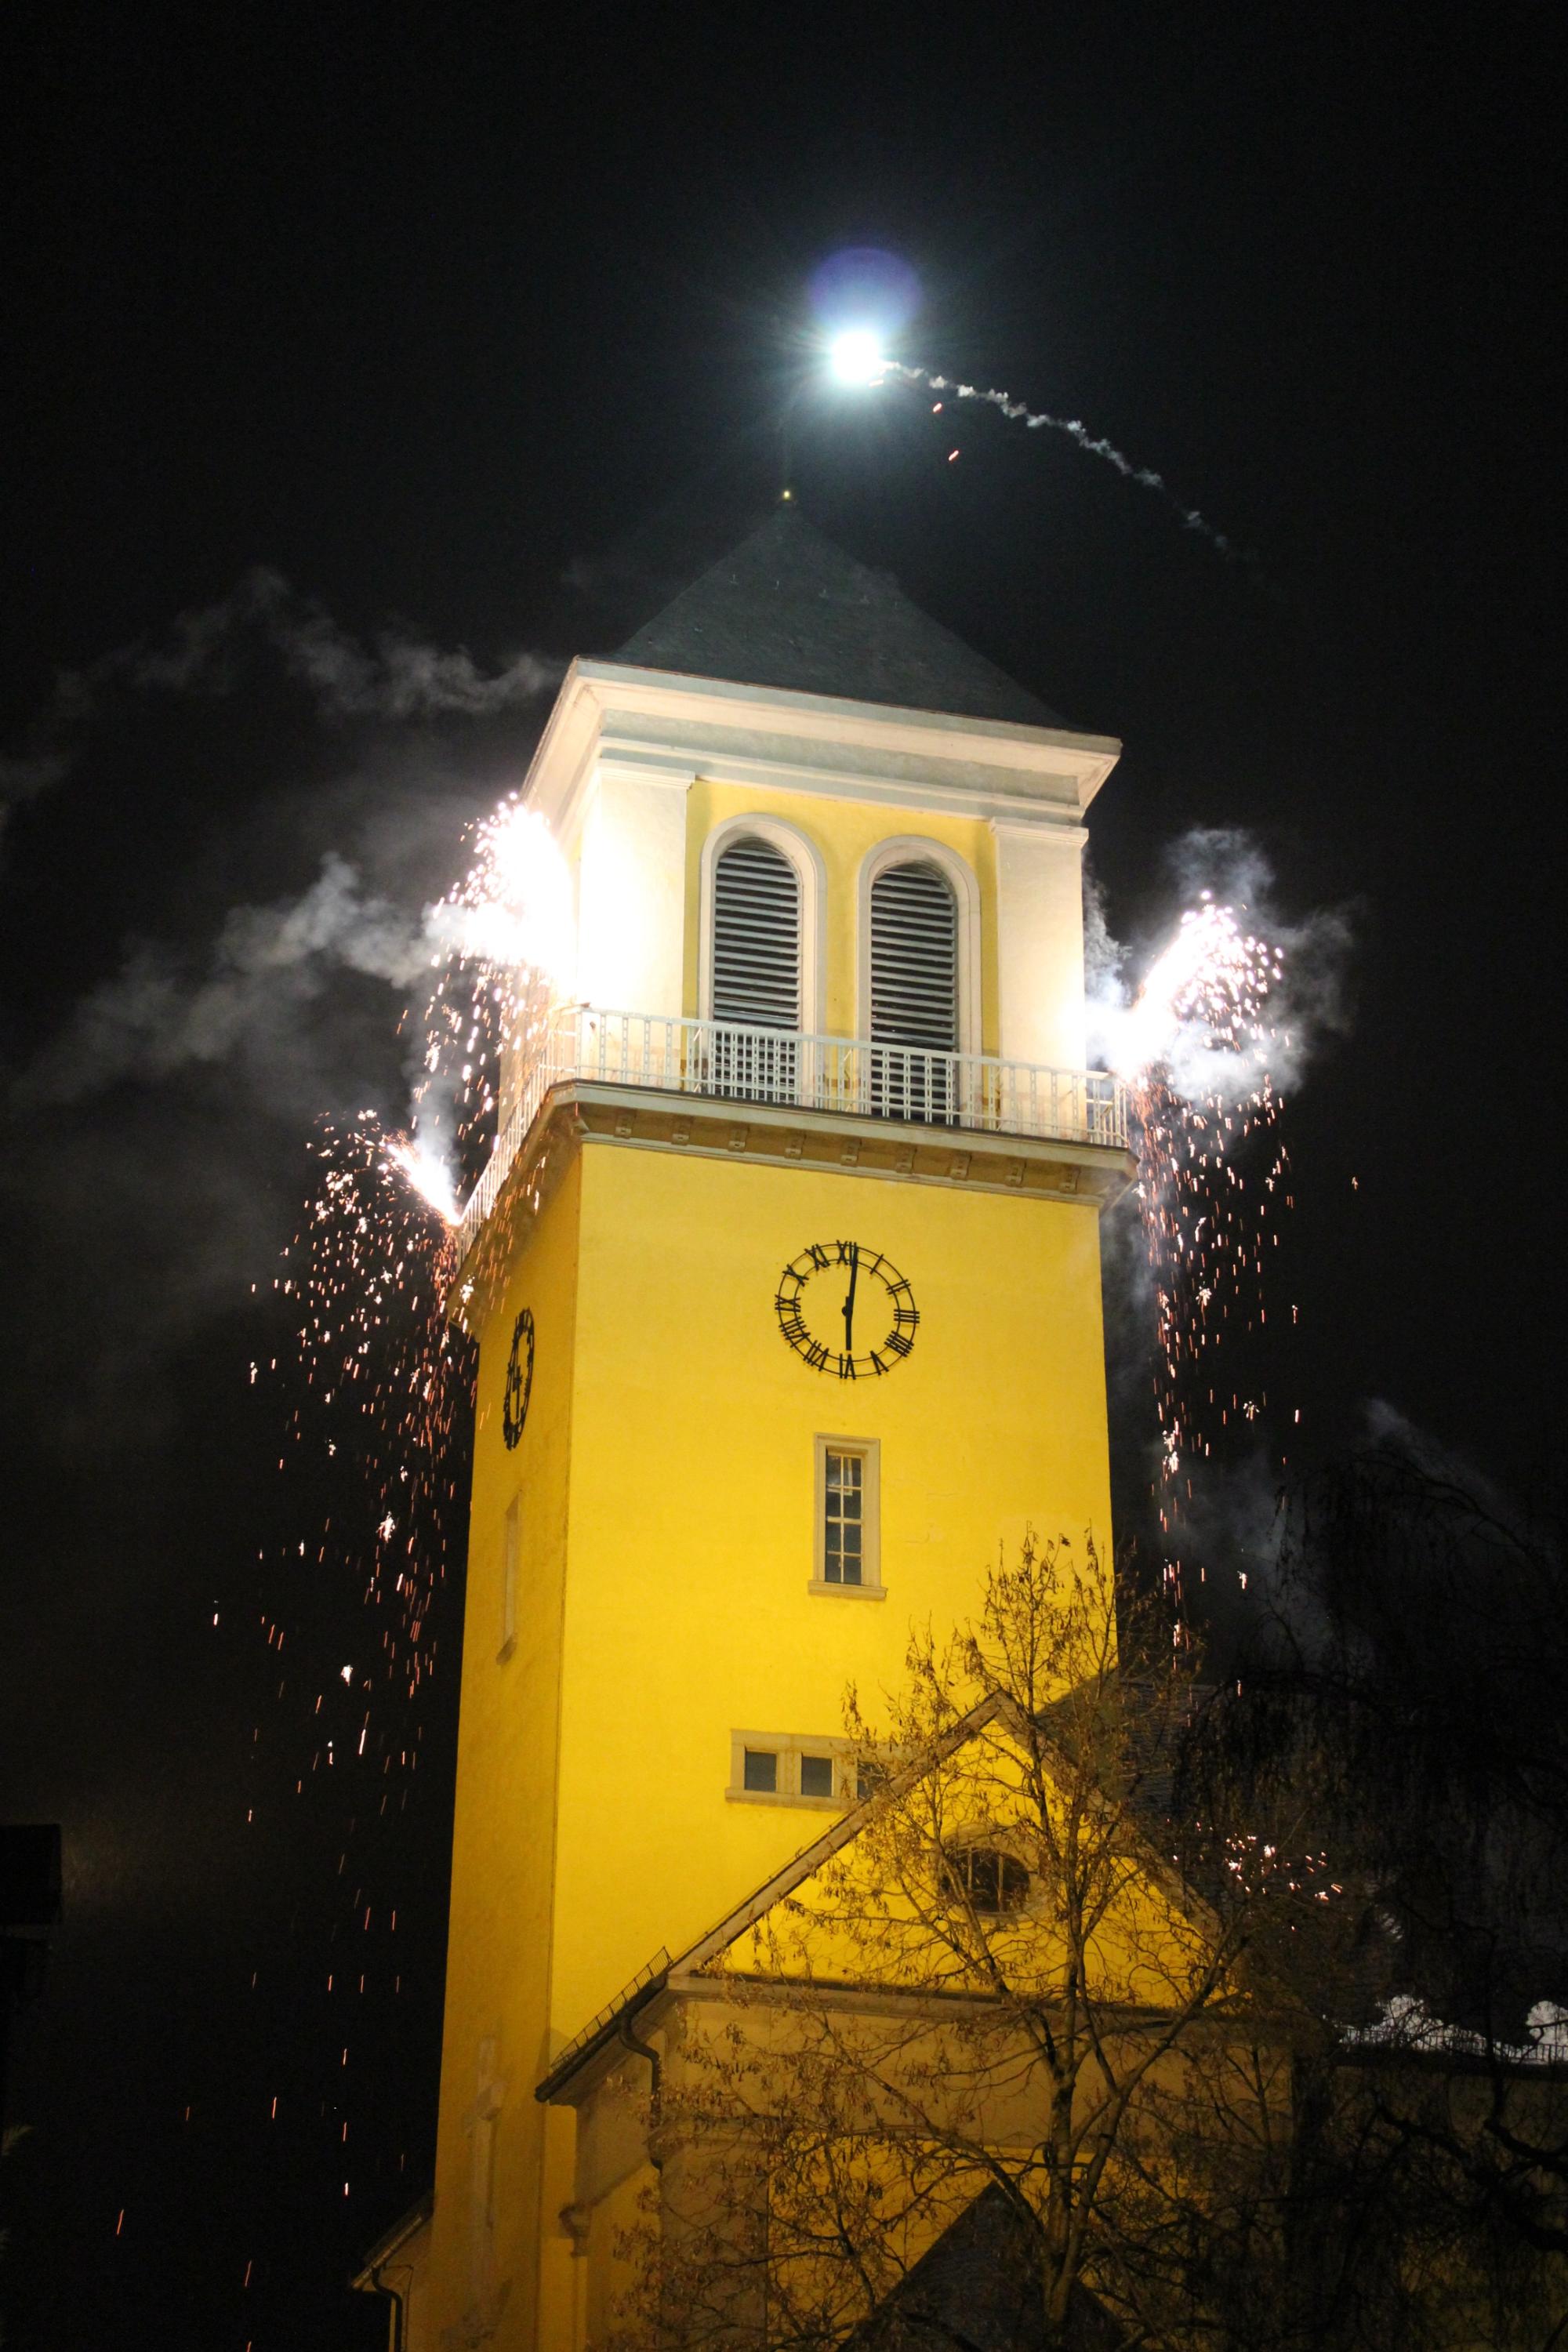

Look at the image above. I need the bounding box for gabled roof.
[535,1687,1224,2105]
[350,2189,433,2290]
[615,509,1068,730]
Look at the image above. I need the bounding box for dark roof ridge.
[614,508,1067,730]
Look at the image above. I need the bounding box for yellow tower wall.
[423,655,1125,2346]
[554,1142,1112,2008]
[427,1155,582,2343]
[429,1128,1114,2347]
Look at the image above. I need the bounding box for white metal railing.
[456,1005,1128,1260]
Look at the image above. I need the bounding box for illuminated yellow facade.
[398,517,1132,2349]
[538,1692,1240,2348]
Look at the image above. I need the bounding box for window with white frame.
[857,837,980,1083]
[824,1450,863,1583]
[729,1732,851,1807]
[811,1436,882,1595]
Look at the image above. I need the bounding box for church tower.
[412,513,1130,2348]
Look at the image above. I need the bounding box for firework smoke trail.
[1105,900,1294,1559]
[392,796,572,1203]
[238,792,572,2230]
[242,1115,473,2225]
[275,1118,467,1698]
[884,362,1236,555]
[270,794,571,1762]
[266,797,570,1770]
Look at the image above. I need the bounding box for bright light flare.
[1109,901,1275,1080]
[828,328,887,386]
[427,802,574,990]
[383,1138,462,1226]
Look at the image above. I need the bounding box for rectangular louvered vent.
[712,838,801,1028]
[870,862,958,1051]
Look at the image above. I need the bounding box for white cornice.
[518,660,1121,844]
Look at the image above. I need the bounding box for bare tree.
[601,1537,1363,2350]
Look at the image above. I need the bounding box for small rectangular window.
[729,1733,848,1808]
[499,1497,520,1661]
[812,1437,882,1596]
[823,1450,862,1583]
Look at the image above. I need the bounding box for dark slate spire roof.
[615,509,1065,729]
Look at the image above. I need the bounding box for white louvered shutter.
[712,837,801,1029]
[870,862,958,1051]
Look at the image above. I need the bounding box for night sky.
[0,7,1559,2347]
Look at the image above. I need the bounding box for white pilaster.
[993,821,1088,1072]
[575,766,690,1017]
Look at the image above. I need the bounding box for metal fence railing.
[456,1005,1128,1261]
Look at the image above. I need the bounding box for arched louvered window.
[870,860,958,1121]
[710,833,801,1104]
[870,861,959,1050]
[713,835,801,1028]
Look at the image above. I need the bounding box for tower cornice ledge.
[446,1082,1135,1334]
[521,660,1120,848]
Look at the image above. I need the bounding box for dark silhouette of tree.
[1176,1434,1568,2335]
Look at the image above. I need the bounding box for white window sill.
[726,1788,844,1811]
[808,1577,885,1600]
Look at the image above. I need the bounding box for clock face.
[775,1241,918,1381]
[502,1308,535,1449]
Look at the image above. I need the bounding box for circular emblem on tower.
[503,1308,535,1448]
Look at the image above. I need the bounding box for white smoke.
[21,800,571,1240]
[0,579,565,1450]
[118,567,562,717]
[24,854,435,1105]
[1080,855,1126,1002]
[0,568,561,839]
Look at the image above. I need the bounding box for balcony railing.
[456,1005,1128,1261]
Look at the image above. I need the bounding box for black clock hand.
[842,1243,859,1354]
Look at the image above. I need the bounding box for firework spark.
[1108,897,1294,1545]
[377,796,573,1207]
[1107,901,1281,1088]
[237,792,575,2223]
[382,1138,462,1226]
